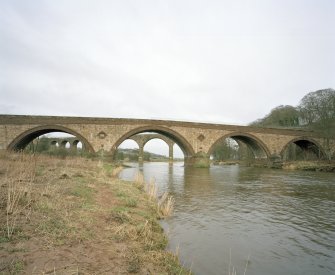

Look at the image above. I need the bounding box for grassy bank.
[0,153,190,274]
[282,161,335,172]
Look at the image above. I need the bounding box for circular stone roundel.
[197,134,205,142]
[97,131,107,139]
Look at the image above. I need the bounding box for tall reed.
[146,177,158,201]
[133,172,174,217]
[134,171,145,190]
[112,166,123,177]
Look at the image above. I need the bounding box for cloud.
[1,0,334,126]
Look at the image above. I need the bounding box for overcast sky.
[1,0,334,126]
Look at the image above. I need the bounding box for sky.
[1,0,334,156]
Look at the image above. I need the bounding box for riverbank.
[282,161,335,172]
[212,159,335,172]
[0,153,190,274]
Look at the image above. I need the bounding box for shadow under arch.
[7,125,95,152]
[207,132,271,159]
[111,126,195,159]
[280,137,327,160]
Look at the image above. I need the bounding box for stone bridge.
[0,115,334,167]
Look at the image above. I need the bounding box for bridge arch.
[207,132,271,159]
[280,137,327,160]
[127,135,173,149]
[142,136,174,148]
[60,140,70,148]
[7,125,94,152]
[111,126,195,159]
[50,140,59,147]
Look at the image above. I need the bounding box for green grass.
[36,201,54,214]
[69,184,95,209]
[110,206,131,223]
[6,247,28,253]
[116,191,128,198]
[124,198,138,208]
[74,176,88,184]
[0,259,25,275]
[103,163,115,177]
[0,236,9,243]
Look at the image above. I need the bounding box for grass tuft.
[159,193,175,217]
[133,171,145,190]
[146,177,158,201]
[124,198,138,208]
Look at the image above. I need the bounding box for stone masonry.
[0,115,334,167]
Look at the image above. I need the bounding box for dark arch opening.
[8,125,94,153]
[72,140,83,150]
[111,126,194,161]
[50,140,59,147]
[281,138,327,161]
[208,132,270,161]
[60,140,70,149]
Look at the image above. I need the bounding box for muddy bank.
[0,154,190,274]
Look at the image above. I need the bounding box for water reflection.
[120,163,335,275]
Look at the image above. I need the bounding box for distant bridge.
[38,133,175,161]
[0,115,334,167]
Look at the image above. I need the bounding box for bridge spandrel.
[169,126,230,154]
[251,133,297,156]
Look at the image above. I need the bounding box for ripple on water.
[120,163,335,275]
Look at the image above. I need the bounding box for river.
[119,162,335,275]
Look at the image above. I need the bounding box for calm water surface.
[119,162,335,275]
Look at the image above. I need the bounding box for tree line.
[249,88,335,138]
[212,88,334,161]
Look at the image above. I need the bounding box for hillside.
[115,148,170,161]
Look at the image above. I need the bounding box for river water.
[119,162,335,275]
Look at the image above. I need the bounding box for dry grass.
[134,171,145,190]
[0,152,189,274]
[159,194,175,217]
[2,154,36,239]
[111,166,123,177]
[146,177,158,201]
[133,173,175,218]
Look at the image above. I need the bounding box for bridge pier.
[186,152,210,168]
[268,153,283,168]
[168,144,173,163]
[138,143,144,163]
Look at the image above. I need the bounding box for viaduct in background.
[39,134,175,162]
[0,115,334,167]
